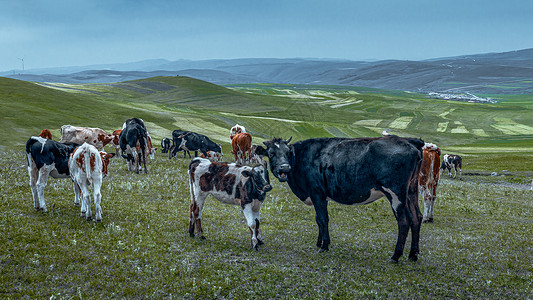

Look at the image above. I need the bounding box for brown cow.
[418,143,441,223]
[231,132,252,164]
[39,129,52,140]
[60,125,116,151]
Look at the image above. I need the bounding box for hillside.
[2,76,532,168]
[3,48,533,94]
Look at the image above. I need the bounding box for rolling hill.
[2,76,532,170]
[3,48,533,94]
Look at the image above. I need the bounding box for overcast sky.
[2,0,532,71]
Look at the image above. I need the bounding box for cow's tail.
[85,149,94,185]
[25,137,38,166]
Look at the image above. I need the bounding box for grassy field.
[1,76,532,298]
[1,151,532,299]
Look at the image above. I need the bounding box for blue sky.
[1,0,532,71]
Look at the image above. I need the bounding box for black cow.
[258,136,424,262]
[440,154,462,179]
[26,136,79,212]
[119,123,148,174]
[161,137,171,153]
[169,130,222,159]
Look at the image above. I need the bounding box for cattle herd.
[25,120,464,262]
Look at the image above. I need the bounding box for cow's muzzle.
[277,164,291,182]
[263,184,272,193]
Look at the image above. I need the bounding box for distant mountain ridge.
[3,48,533,94]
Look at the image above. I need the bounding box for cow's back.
[26,137,78,175]
[288,137,423,203]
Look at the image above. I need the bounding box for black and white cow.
[161,137,171,153]
[258,136,424,262]
[169,130,222,159]
[26,136,79,212]
[169,129,192,158]
[188,158,272,250]
[440,154,462,179]
[119,122,148,174]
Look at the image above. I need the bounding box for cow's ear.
[241,170,252,178]
[106,153,115,159]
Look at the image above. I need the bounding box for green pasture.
[1,150,532,299]
[0,75,532,297]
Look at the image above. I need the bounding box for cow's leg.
[78,181,87,217]
[36,166,53,212]
[72,180,82,207]
[27,164,40,210]
[423,192,436,223]
[141,151,148,174]
[93,179,103,222]
[134,152,140,174]
[168,145,175,159]
[189,193,206,239]
[420,187,432,223]
[243,200,263,250]
[382,187,411,262]
[79,182,92,221]
[406,181,423,262]
[310,195,329,252]
[194,151,198,158]
[246,149,252,164]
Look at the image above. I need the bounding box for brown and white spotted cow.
[418,143,441,223]
[110,129,122,155]
[230,124,246,140]
[199,150,223,162]
[69,143,115,221]
[60,125,117,151]
[39,129,53,140]
[188,158,272,250]
[231,132,252,164]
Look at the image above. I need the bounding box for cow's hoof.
[408,250,419,262]
[257,239,264,245]
[96,219,102,223]
[422,218,433,223]
[86,217,92,221]
[74,203,80,207]
[200,236,206,240]
[388,258,400,264]
[391,250,403,262]
[318,247,329,253]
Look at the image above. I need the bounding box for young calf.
[188,158,272,250]
[69,143,115,221]
[26,136,79,212]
